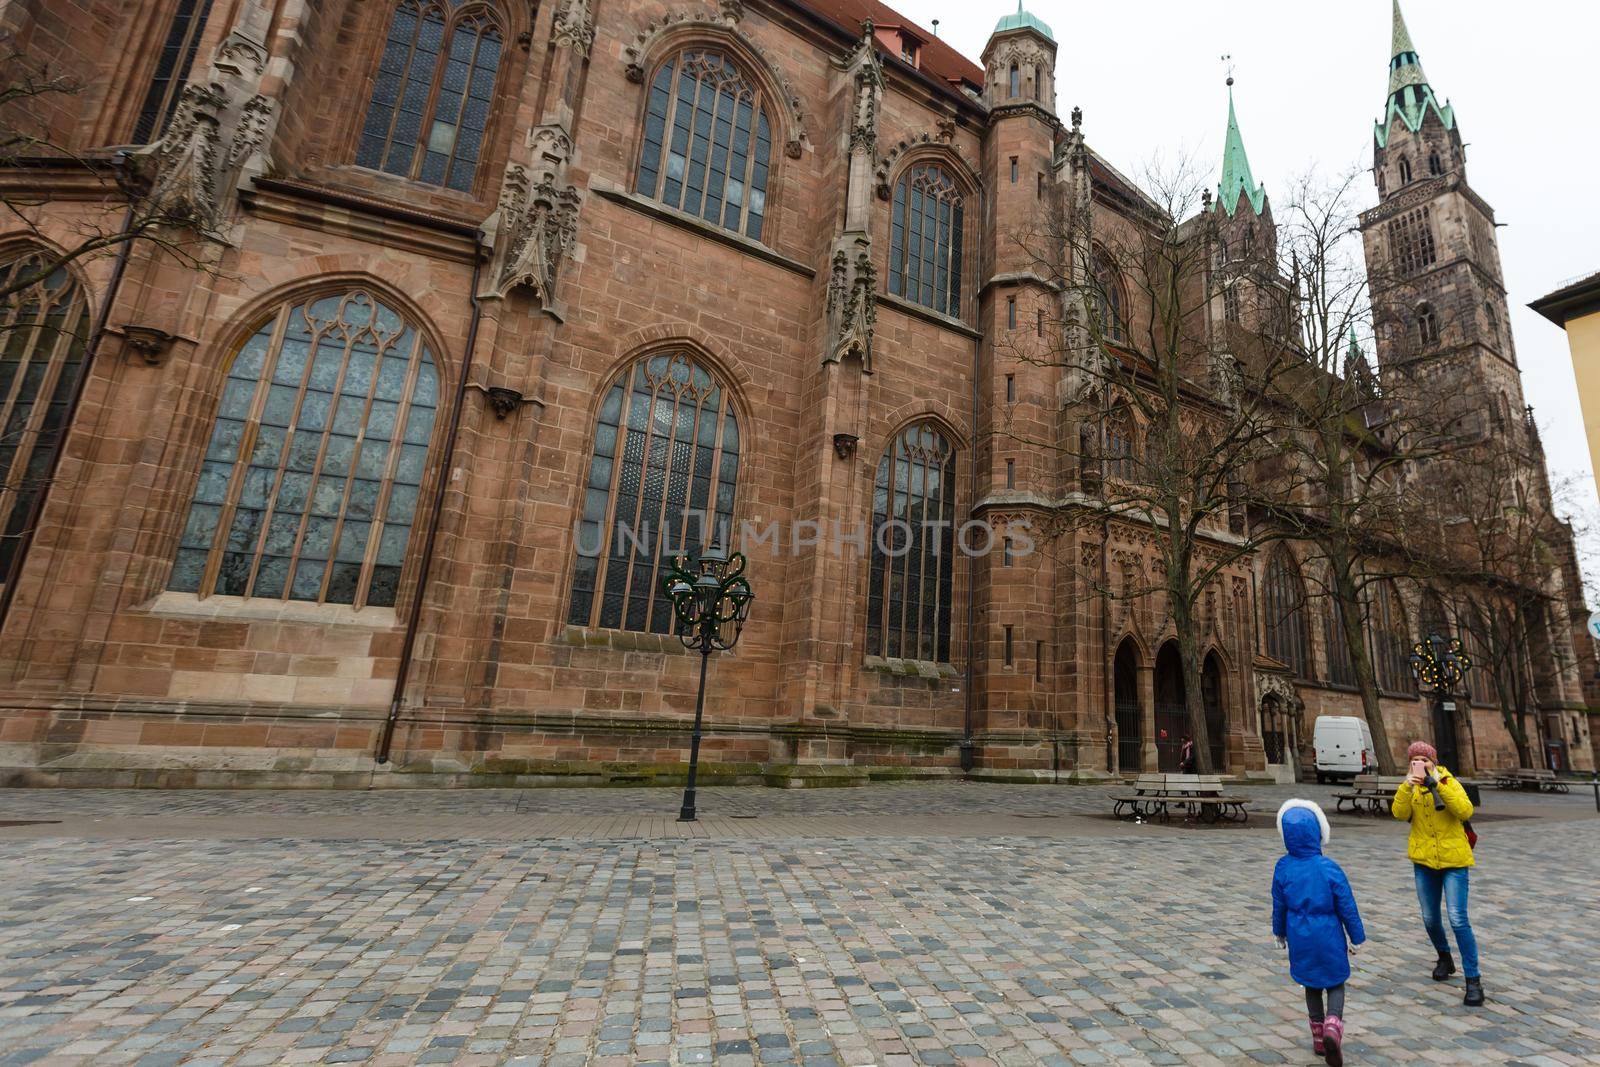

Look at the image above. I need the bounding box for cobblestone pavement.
[2,784,1597,1066]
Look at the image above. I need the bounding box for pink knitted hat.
[1406,741,1437,762]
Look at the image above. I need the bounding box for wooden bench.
[1491,768,1570,793]
[1334,774,1408,815]
[1111,773,1250,823]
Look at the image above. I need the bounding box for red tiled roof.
[797,0,985,90]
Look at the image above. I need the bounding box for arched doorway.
[1154,642,1186,772]
[1114,639,1142,772]
[1203,652,1226,772]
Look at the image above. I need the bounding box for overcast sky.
[892,0,1600,509]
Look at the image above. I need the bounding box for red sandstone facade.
[0,0,1590,787]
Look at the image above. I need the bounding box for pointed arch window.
[0,253,93,582]
[1091,250,1124,342]
[636,49,773,240]
[1374,580,1415,694]
[868,423,957,663]
[355,1,505,192]
[1398,156,1412,184]
[1104,404,1138,482]
[1428,150,1443,176]
[1264,548,1312,679]
[889,163,965,320]
[1417,302,1438,346]
[1484,300,1499,343]
[168,290,440,608]
[1223,283,1241,324]
[567,352,741,633]
[133,0,216,142]
[1008,63,1019,97]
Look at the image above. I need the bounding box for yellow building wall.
[1568,309,1600,507]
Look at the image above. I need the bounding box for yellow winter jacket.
[1391,766,1475,869]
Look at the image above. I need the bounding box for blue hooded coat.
[1271,801,1366,988]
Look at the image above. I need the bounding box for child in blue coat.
[1273,799,1366,1066]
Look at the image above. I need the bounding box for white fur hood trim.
[1276,797,1331,847]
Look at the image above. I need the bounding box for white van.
[1313,716,1377,783]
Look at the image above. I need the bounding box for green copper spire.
[994,1,1054,42]
[1215,79,1266,217]
[1375,0,1454,147]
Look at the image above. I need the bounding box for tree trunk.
[1329,559,1399,774]
[1170,589,1215,774]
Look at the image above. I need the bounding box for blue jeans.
[1414,865,1479,978]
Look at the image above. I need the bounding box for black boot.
[1464,977,1484,1007]
[1432,951,1456,981]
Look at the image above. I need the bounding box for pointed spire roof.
[1215,79,1266,217]
[1376,0,1454,147]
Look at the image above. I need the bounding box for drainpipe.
[376,241,485,765]
[961,331,979,773]
[0,197,137,634]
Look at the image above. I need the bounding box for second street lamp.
[1410,630,1473,774]
[661,541,753,823]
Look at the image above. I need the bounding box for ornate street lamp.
[1410,631,1473,779]
[661,541,754,822]
[1409,631,1472,694]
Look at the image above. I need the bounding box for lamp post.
[1410,630,1473,774]
[661,541,753,822]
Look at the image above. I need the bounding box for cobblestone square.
[2,783,1597,1065]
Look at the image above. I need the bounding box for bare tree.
[1004,153,1306,774]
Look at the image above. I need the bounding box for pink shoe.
[1322,1014,1344,1067]
[1308,1019,1325,1055]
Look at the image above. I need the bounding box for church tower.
[1213,79,1282,340]
[1358,0,1523,439]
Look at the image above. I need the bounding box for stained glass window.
[133,0,216,143]
[169,290,439,608]
[868,423,957,662]
[567,352,741,632]
[635,50,773,241]
[0,254,92,582]
[888,164,965,319]
[1263,548,1312,679]
[355,1,504,192]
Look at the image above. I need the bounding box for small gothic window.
[1032,64,1041,102]
[888,163,965,319]
[1008,63,1019,97]
[1243,224,1255,256]
[567,351,741,632]
[1428,151,1443,176]
[1218,237,1229,262]
[1223,284,1240,324]
[1398,156,1412,184]
[868,423,957,662]
[1006,295,1016,330]
[356,1,505,192]
[1417,303,1438,346]
[169,290,440,607]
[1485,300,1499,342]
[1104,404,1138,482]
[1377,170,1386,195]
[0,253,93,580]
[635,49,774,240]
[1009,156,1018,183]
[133,0,216,142]
[1091,250,1124,343]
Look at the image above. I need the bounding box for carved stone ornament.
[551,0,595,55]
[824,242,877,371]
[832,433,859,460]
[484,386,527,419]
[119,325,178,365]
[486,161,581,306]
[1254,668,1303,712]
[840,22,883,155]
[135,78,274,231]
[215,30,267,77]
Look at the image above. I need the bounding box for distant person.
[1179,735,1195,773]
[1272,798,1365,1066]
[1393,740,1483,1006]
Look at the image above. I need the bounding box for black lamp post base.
[677,795,697,823]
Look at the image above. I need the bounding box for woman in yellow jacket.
[1392,740,1482,1006]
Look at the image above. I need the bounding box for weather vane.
[1221,54,1235,87]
